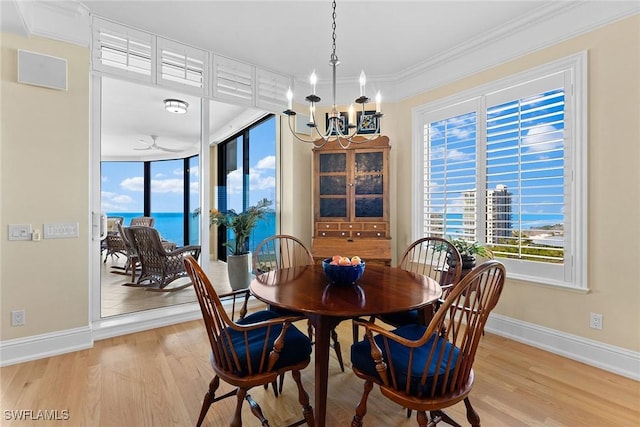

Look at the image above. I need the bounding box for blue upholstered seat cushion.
[351,324,460,396]
[378,309,421,326]
[217,310,312,376]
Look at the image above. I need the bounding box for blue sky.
[101,117,276,214]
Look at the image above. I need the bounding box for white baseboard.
[486,313,640,381]
[3,310,638,381]
[0,326,93,367]
[0,299,266,367]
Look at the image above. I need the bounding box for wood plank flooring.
[2,316,638,426]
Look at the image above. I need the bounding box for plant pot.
[448,254,477,270]
[461,255,476,270]
[227,253,252,290]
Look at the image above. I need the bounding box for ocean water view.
[108,211,276,251]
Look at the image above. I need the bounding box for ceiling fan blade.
[156,145,185,153]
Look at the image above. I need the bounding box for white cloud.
[522,125,563,153]
[151,178,184,193]
[255,155,275,170]
[190,165,200,177]
[121,176,144,192]
[101,191,135,211]
[173,168,183,176]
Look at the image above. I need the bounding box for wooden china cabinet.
[311,136,391,266]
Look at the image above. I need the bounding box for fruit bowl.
[322,258,365,286]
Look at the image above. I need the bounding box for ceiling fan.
[134,135,185,153]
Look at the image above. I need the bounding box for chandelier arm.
[286,115,330,148]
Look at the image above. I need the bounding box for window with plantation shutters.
[157,38,208,95]
[212,55,255,106]
[92,17,153,82]
[414,53,587,289]
[256,69,293,113]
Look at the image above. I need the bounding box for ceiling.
[3,1,638,159]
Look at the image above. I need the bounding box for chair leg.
[351,379,373,427]
[331,328,345,372]
[352,322,359,344]
[416,410,430,427]
[464,397,481,427]
[278,373,286,394]
[231,388,246,427]
[291,369,314,425]
[246,392,270,426]
[196,376,220,427]
[430,410,462,427]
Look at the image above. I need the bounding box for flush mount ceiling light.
[163,98,189,114]
[283,0,383,149]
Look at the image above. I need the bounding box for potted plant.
[448,237,493,270]
[196,198,272,289]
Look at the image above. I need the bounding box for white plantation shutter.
[157,38,208,95]
[423,99,480,241]
[256,69,292,113]
[485,72,567,266]
[92,17,154,82]
[415,54,586,288]
[212,55,255,106]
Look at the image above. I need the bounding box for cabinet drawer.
[354,230,387,238]
[317,222,339,231]
[340,223,362,231]
[312,237,391,263]
[362,222,387,231]
[316,230,349,238]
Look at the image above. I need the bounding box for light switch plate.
[8,224,32,241]
[44,222,79,239]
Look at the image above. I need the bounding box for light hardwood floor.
[2,317,638,426]
[101,255,230,317]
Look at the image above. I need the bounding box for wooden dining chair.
[353,236,462,343]
[253,235,346,384]
[350,260,506,427]
[183,255,315,427]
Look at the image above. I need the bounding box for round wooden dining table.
[250,263,442,427]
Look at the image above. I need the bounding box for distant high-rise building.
[487,184,512,243]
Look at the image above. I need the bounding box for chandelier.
[283,0,383,149]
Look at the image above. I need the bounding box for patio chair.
[102,218,127,263]
[130,216,155,227]
[124,226,200,291]
[350,260,506,427]
[183,255,315,427]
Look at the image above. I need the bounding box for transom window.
[413,53,587,289]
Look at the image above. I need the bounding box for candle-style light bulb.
[310,71,317,95]
[359,70,366,97]
[375,91,381,113]
[286,87,293,110]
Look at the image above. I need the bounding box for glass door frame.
[89,74,210,335]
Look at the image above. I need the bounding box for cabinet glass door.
[318,152,347,218]
[354,152,384,218]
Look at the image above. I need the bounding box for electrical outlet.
[589,312,602,330]
[11,310,25,326]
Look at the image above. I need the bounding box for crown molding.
[8,0,90,46]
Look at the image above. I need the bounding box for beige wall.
[391,15,640,351]
[1,15,638,356]
[1,33,90,340]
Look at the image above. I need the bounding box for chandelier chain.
[331,0,338,62]
[283,0,382,149]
